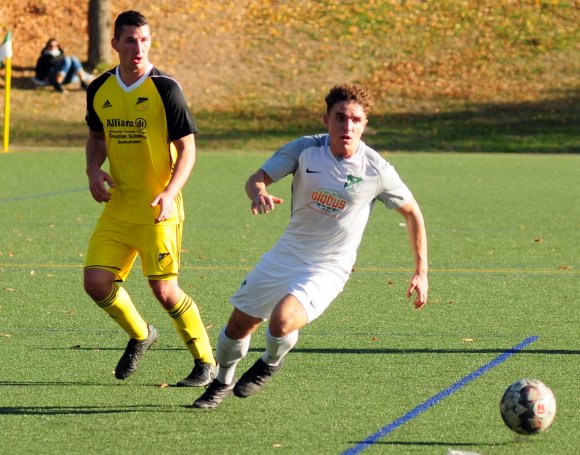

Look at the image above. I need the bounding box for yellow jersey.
[86,65,197,225]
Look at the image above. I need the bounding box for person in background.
[34,38,93,92]
[83,10,216,386]
[193,83,429,409]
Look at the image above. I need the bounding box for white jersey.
[262,134,413,279]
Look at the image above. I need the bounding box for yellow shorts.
[84,215,182,281]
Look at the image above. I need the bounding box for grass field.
[1,1,577,453]
[0,149,578,454]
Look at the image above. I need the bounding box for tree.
[87,0,111,71]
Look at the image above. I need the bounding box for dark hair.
[42,38,62,53]
[114,10,149,40]
[325,83,373,116]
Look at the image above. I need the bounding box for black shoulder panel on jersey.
[149,68,198,141]
[85,68,116,132]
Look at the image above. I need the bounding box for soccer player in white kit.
[193,83,429,409]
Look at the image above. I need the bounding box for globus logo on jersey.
[106,118,147,131]
[311,188,347,215]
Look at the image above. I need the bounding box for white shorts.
[230,251,347,322]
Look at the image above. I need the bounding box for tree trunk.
[87,0,111,71]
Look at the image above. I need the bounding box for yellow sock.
[96,284,149,340]
[168,293,215,365]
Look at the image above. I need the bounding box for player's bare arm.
[86,129,114,203]
[245,169,283,215]
[150,133,196,224]
[396,199,429,309]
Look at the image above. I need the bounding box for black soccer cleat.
[176,359,216,387]
[192,379,234,409]
[233,358,283,398]
[114,324,158,380]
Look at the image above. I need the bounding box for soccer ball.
[500,378,556,435]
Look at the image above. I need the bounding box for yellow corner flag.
[0,31,13,152]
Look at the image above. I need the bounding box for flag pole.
[1,31,13,152]
[3,54,11,152]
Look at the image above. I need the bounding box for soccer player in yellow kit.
[83,10,215,386]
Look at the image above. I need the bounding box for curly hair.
[324,83,373,116]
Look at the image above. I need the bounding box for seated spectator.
[34,38,93,92]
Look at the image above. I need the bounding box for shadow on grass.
[368,88,579,153]
[41,346,580,355]
[6,66,42,90]
[196,88,580,154]
[7,72,579,154]
[250,347,580,355]
[0,404,165,416]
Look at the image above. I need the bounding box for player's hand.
[150,192,175,223]
[251,193,283,215]
[407,273,428,309]
[88,169,114,203]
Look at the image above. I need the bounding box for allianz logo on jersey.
[106,118,148,131]
[311,188,347,214]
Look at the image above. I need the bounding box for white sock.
[261,328,298,366]
[215,327,251,385]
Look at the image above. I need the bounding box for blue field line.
[341,335,539,455]
[0,187,87,203]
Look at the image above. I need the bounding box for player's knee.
[83,269,114,301]
[150,287,170,306]
[149,279,181,308]
[226,309,260,339]
[268,319,295,338]
[83,277,110,301]
[269,301,307,336]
